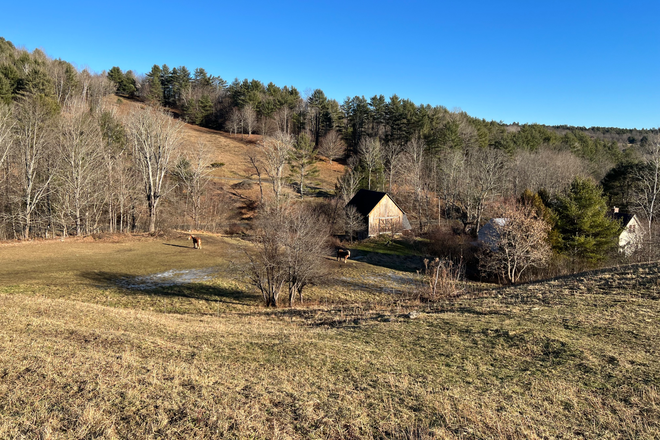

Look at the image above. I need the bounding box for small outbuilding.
[346,189,411,237]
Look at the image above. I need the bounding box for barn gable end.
[346,189,411,237]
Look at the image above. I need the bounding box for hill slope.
[0,237,658,438]
[114,98,346,198]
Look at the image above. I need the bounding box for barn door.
[379,218,392,234]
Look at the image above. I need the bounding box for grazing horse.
[336,248,350,263]
[188,234,202,249]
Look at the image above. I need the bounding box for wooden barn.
[346,189,411,237]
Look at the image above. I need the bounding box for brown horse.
[336,248,350,263]
[188,234,202,249]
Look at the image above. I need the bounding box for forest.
[1,36,659,281]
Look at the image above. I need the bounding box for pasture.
[0,234,659,439]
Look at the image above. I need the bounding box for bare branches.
[242,104,257,138]
[0,103,14,175]
[337,156,362,205]
[632,137,660,241]
[124,105,183,233]
[57,97,104,235]
[260,131,294,204]
[173,140,213,229]
[246,203,330,307]
[478,203,551,283]
[358,137,382,190]
[12,94,57,239]
[344,205,365,242]
[318,130,346,165]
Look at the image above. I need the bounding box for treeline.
[1,36,658,258]
[108,61,648,245]
[549,124,659,147]
[0,38,230,240]
[107,62,640,170]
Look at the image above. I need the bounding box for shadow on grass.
[347,248,425,273]
[81,271,258,306]
[162,243,195,249]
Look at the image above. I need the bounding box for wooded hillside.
[1,36,659,279]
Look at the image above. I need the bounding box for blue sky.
[3,0,658,128]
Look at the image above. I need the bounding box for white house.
[611,208,644,256]
[478,209,644,256]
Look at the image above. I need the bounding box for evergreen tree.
[107,67,136,97]
[160,64,174,106]
[171,66,191,107]
[552,177,622,263]
[107,66,124,86]
[0,75,11,104]
[145,65,163,105]
[288,133,319,198]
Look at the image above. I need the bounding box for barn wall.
[367,196,404,236]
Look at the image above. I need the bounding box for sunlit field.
[0,234,658,438]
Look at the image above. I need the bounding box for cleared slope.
[0,237,659,438]
[114,98,345,197]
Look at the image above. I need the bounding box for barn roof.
[346,189,406,218]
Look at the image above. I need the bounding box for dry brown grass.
[0,235,659,438]
[112,98,344,199]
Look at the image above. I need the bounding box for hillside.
[0,236,658,438]
[114,98,345,197]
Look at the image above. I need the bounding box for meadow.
[0,233,658,439]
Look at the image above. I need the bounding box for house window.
[629,224,635,233]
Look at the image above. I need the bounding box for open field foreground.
[0,235,659,439]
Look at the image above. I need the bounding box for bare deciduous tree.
[336,156,362,204]
[226,107,241,136]
[437,148,465,221]
[260,131,294,204]
[246,205,288,307]
[173,140,213,229]
[632,137,660,246]
[283,205,330,305]
[12,95,57,239]
[57,98,104,235]
[242,104,257,138]
[345,204,366,242]
[382,141,404,193]
[274,106,291,135]
[478,202,551,283]
[461,146,508,231]
[318,130,346,165]
[358,137,382,190]
[0,104,14,176]
[124,105,183,233]
[509,149,588,197]
[246,202,329,307]
[247,152,264,204]
[400,138,430,231]
[79,69,116,112]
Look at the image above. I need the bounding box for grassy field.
[0,234,659,438]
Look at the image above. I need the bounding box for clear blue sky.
[3,0,658,129]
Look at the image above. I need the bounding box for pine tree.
[553,177,622,263]
[145,65,163,105]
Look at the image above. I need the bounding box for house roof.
[611,212,635,227]
[346,189,406,219]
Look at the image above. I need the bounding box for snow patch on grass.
[117,267,218,290]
